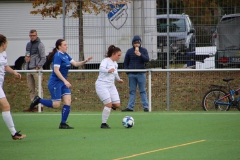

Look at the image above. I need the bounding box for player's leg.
[25,81,58,111]
[0,88,26,140]
[59,86,73,129]
[29,81,66,110]
[110,85,121,109]
[101,98,112,129]
[96,84,112,129]
[39,82,63,109]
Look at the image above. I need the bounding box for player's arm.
[99,59,114,73]
[115,74,123,83]
[71,56,93,67]
[5,66,21,79]
[114,63,123,83]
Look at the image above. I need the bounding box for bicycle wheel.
[202,89,230,111]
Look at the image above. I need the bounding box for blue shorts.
[48,81,71,101]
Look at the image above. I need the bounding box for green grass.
[0,111,239,160]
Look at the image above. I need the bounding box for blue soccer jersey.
[49,51,73,82]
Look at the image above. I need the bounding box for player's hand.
[14,72,21,79]
[87,56,93,62]
[108,68,115,73]
[64,81,72,88]
[119,79,123,83]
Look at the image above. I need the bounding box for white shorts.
[0,87,6,99]
[95,83,120,105]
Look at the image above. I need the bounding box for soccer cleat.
[100,123,110,129]
[111,106,117,110]
[59,123,74,129]
[12,131,26,140]
[121,108,133,112]
[144,108,149,112]
[29,96,41,109]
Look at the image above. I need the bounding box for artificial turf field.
[0,111,239,160]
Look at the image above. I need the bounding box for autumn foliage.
[28,0,130,18]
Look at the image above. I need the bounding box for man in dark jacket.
[122,35,149,112]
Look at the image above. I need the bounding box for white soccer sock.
[102,106,111,123]
[2,111,17,136]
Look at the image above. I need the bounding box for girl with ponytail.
[25,39,92,129]
[95,45,123,129]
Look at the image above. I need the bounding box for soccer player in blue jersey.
[25,39,92,129]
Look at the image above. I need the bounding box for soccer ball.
[122,116,134,128]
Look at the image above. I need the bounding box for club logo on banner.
[108,4,128,30]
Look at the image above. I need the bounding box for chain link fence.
[5,70,240,112]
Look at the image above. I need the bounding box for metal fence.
[63,0,158,69]
[5,69,240,112]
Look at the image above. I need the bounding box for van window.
[157,18,186,32]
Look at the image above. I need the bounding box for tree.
[29,0,130,68]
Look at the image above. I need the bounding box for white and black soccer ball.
[122,116,134,128]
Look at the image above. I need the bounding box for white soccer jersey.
[0,51,7,79]
[0,51,8,98]
[95,57,120,85]
[95,58,121,103]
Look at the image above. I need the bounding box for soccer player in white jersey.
[95,45,123,129]
[25,39,92,129]
[0,34,26,140]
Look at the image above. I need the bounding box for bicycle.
[202,78,240,111]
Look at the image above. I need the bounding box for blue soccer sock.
[61,105,70,124]
[39,99,53,108]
